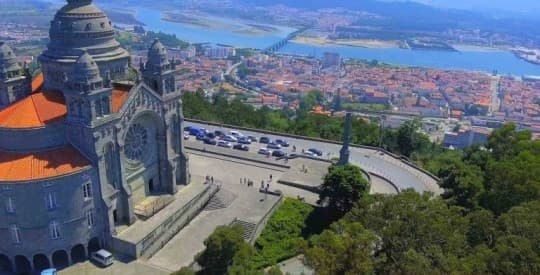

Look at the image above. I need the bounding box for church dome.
[39,0,130,91]
[47,0,117,52]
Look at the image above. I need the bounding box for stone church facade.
[0,0,189,273]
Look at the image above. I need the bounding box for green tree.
[439,162,484,210]
[487,123,531,160]
[466,210,497,248]
[305,221,376,275]
[319,164,370,215]
[299,90,325,112]
[395,119,431,157]
[228,244,263,275]
[482,150,540,214]
[348,191,469,274]
[196,225,248,275]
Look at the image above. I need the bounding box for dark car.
[203,137,217,145]
[206,132,216,139]
[238,137,252,144]
[308,148,323,156]
[184,126,191,132]
[275,139,290,147]
[196,133,206,140]
[259,136,270,144]
[214,130,225,137]
[272,150,287,158]
[247,135,258,142]
[267,142,282,150]
[233,144,249,151]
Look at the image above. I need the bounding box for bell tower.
[141,39,177,95]
[64,50,113,126]
[0,42,31,109]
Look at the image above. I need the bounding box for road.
[184,122,442,195]
[489,76,501,115]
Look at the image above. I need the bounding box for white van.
[91,249,114,267]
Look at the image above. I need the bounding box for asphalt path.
[184,122,442,195]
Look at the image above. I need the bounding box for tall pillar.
[338,112,352,166]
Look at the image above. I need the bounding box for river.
[130,7,540,76]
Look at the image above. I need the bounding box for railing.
[247,192,284,244]
[137,184,220,259]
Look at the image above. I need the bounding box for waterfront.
[131,7,540,76]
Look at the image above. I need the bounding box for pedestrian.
[211,176,214,183]
[266,183,270,190]
[261,181,265,189]
[270,174,273,181]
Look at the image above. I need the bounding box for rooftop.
[0,145,91,182]
[0,91,66,129]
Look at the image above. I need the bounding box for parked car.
[247,135,258,142]
[203,137,217,145]
[275,139,290,147]
[189,126,206,136]
[303,151,316,157]
[91,249,114,267]
[184,126,192,132]
[259,136,270,144]
[196,133,206,140]
[258,148,272,156]
[308,148,323,156]
[206,132,216,139]
[267,142,282,150]
[214,130,225,137]
[272,150,287,158]
[233,144,249,151]
[222,135,238,142]
[229,130,244,138]
[237,136,252,144]
[218,140,233,148]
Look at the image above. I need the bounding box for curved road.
[185,122,442,195]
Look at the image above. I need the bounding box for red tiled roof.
[31,72,44,93]
[112,85,131,113]
[0,146,91,182]
[0,91,66,128]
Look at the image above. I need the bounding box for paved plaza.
[146,154,283,271]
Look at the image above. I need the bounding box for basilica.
[0,0,190,273]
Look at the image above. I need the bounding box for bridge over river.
[263,27,310,53]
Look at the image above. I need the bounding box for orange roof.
[112,85,131,113]
[0,146,91,182]
[31,72,44,93]
[0,91,66,128]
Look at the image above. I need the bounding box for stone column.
[338,112,352,166]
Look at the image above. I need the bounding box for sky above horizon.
[399,0,539,14]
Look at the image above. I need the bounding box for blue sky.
[402,0,540,14]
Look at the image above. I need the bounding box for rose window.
[125,123,148,162]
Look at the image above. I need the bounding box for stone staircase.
[204,188,237,211]
[230,219,257,241]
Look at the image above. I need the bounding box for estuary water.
[132,7,540,76]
